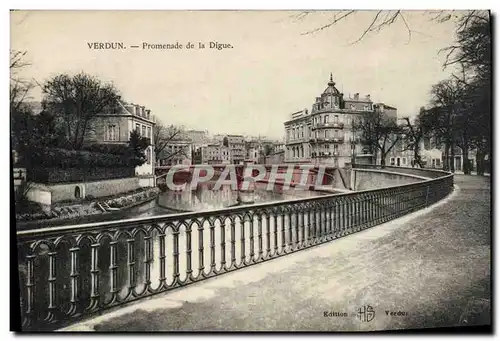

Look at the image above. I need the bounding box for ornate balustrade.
[16,166,454,331]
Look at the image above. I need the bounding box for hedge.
[30,167,136,183]
[26,147,145,168]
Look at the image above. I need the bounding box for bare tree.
[421,77,468,172]
[400,110,425,168]
[41,72,121,150]
[295,10,433,44]
[10,50,35,114]
[293,10,483,45]
[154,121,189,164]
[353,111,401,167]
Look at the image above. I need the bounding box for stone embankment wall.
[353,169,428,191]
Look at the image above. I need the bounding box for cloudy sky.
[11,10,459,139]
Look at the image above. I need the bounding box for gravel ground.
[64,175,491,332]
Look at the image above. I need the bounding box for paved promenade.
[62,175,491,332]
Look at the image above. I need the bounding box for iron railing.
[15,166,453,331]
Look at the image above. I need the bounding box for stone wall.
[353,169,427,191]
[39,177,142,203]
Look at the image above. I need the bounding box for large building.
[284,74,391,167]
[91,101,156,184]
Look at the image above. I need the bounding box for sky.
[10,10,460,139]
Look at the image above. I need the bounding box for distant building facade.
[202,143,231,164]
[213,134,246,164]
[157,140,192,166]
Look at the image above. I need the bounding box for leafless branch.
[399,12,412,44]
[349,11,383,44]
[300,10,355,35]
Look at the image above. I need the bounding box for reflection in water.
[126,182,327,219]
[157,182,326,212]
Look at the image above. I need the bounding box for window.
[334,115,339,123]
[142,125,146,137]
[325,130,329,138]
[334,144,338,151]
[105,124,118,141]
[324,115,329,123]
[402,157,407,165]
[436,159,441,167]
[147,126,151,138]
[390,157,395,165]
[136,123,140,132]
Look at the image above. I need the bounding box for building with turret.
[284,74,396,168]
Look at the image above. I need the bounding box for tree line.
[345,11,490,174]
[10,54,186,169]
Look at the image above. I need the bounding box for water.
[126,182,327,218]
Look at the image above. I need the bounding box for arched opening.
[74,186,81,199]
[222,137,229,147]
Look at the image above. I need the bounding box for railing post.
[185,225,193,279]
[249,215,255,262]
[144,234,152,288]
[126,239,135,291]
[158,232,166,287]
[24,254,35,328]
[265,214,271,257]
[280,210,286,252]
[172,230,180,284]
[69,247,80,316]
[257,214,263,260]
[240,217,246,264]
[273,213,278,255]
[45,251,58,322]
[230,218,236,266]
[220,219,226,269]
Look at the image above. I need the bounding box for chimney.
[125,104,134,114]
[354,93,359,100]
